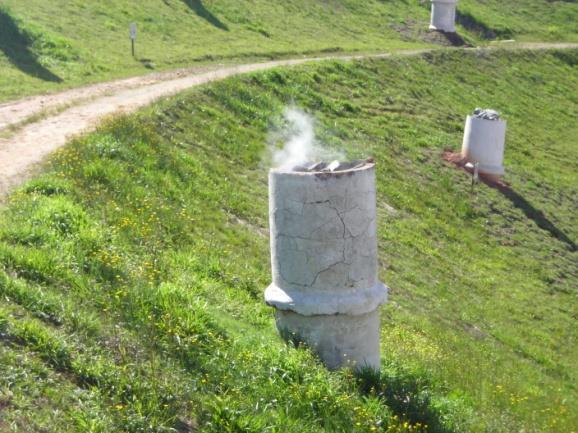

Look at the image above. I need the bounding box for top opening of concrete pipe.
[277,158,374,174]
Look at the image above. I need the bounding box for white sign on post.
[129,23,137,40]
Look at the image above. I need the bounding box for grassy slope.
[0,49,576,433]
[456,0,578,41]
[1,0,578,102]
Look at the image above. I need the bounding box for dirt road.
[0,43,575,196]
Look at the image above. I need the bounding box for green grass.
[1,0,578,102]
[1,48,577,432]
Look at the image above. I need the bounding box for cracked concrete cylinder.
[265,162,388,370]
[462,115,507,176]
[430,0,458,33]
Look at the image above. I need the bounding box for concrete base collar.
[265,282,388,316]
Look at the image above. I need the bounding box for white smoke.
[270,107,343,171]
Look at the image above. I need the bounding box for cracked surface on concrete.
[266,163,387,316]
[266,163,387,370]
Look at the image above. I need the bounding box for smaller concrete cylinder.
[275,309,381,370]
[265,161,387,371]
[462,115,507,176]
[430,0,458,33]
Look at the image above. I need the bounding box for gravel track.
[0,43,575,196]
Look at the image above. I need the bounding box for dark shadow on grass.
[0,9,62,82]
[356,368,459,433]
[456,10,512,40]
[181,0,229,31]
[430,30,467,47]
[443,151,576,252]
[139,58,155,69]
[551,49,578,67]
[480,177,577,252]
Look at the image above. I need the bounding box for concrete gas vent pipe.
[265,160,388,371]
[430,0,458,33]
[462,109,507,176]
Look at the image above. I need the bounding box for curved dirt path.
[0,42,576,196]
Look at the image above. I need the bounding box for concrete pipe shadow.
[0,8,62,82]
[436,30,467,47]
[455,10,513,40]
[356,368,459,433]
[480,177,577,252]
[443,151,576,252]
[181,0,229,31]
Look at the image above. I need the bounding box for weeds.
[0,49,576,432]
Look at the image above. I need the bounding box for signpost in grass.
[130,22,137,58]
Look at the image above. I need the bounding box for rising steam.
[270,107,343,171]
